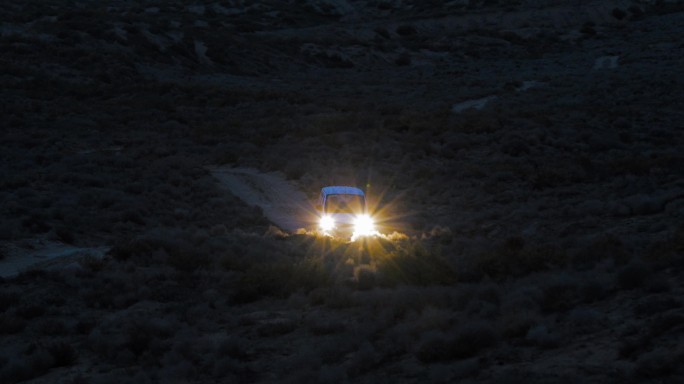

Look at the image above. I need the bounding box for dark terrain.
[1,0,684,383]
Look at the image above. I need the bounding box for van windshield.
[325,194,365,214]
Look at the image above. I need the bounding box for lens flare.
[319,215,335,232]
[352,214,375,239]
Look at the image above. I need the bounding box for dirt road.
[0,240,108,278]
[209,166,316,233]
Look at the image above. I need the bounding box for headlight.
[320,215,335,232]
[353,214,375,236]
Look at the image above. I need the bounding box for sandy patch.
[209,166,316,232]
[0,240,109,278]
[452,96,498,113]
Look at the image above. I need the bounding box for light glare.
[353,214,375,236]
[320,215,335,232]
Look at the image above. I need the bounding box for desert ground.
[1,0,683,383]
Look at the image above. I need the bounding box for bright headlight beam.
[353,214,375,236]
[320,215,335,232]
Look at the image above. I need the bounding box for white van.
[317,186,375,239]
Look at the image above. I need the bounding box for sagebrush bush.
[47,340,78,367]
[617,259,652,290]
[499,311,537,339]
[232,257,331,303]
[457,238,567,281]
[345,342,381,378]
[634,346,684,379]
[525,324,560,349]
[572,234,631,269]
[0,290,19,311]
[416,322,498,362]
[646,228,684,269]
[633,296,681,320]
[376,242,456,286]
[0,314,27,334]
[34,318,69,336]
[306,313,348,335]
[215,335,249,360]
[536,273,580,313]
[353,265,377,290]
[0,340,76,383]
[567,307,601,332]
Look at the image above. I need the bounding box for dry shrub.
[353,265,377,290]
[0,314,26,335]
[458,238,567,281]
[633,341,684,378]
[376,242,456,286]
[47,341,78,367]
[573,234,630,269]
[15,303,45,319]
[646,228,684,269]
[309,286,355,309]
[616,259,652,290]
[0,290,19,311]
[525,324,560,349]
[34,318,68,336]
[0,340,77,383]
[306,314,348,335]
[345,342,381,378]
[77,253,106,272]
[536,273,580,313]
[619,333,651,360]
[499,312,537,340]
[48,216,74,238]
[232,257,331,303]
[396,25,416,36]
[416,322,498,362]
[579,276,611,303]
[633,295,680,317]
[109,229,210,272]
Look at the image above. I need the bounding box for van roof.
[321,186,365,197]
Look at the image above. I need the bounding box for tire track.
[209,166,316,232]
